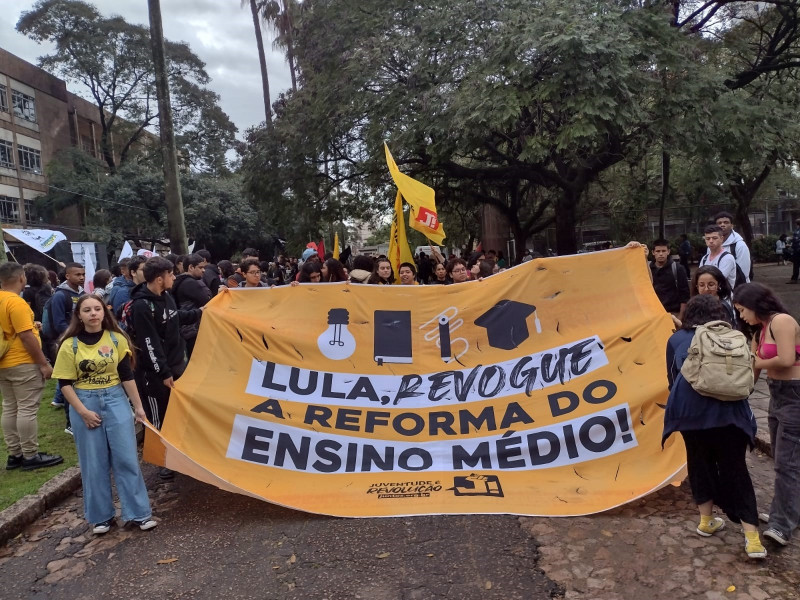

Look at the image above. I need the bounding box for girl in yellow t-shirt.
[52,295,157,535]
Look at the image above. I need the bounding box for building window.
[80,135,95,157]
[0,195,21,223]
[0,139,13,169]
[23,198,36,223]
[17,145,42,174]
[11,90,36,123]
[0,84,7,113]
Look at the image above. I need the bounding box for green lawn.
[0,380,79,510]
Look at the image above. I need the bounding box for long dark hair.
[368,258,394,285]
[323,258,347,282]
[690,265,731,301]
[60,295,136,367]
[298,261,322,283]
[732,282,790,339]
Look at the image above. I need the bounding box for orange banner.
[144,248,685,517]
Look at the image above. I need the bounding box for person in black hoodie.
[130,257,203,475]
[172,254,212,358]
[197,249,221,296]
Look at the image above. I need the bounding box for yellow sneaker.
[745,534,767,559]
[696,517,725,537]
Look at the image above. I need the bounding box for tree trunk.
[658,151,670,239]
[148,0,188,254]
[555,187,580,255]
[511,222,527,265]
[729,164,771,246]
[251,0,273,127]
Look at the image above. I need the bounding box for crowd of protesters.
[646,210,800,559]
[1,220,799,555]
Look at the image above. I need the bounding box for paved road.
[0,465,557,600]
[2,262,800,600]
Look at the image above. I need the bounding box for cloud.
[3,0,291,133]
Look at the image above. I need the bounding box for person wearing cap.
[296,249,320,282]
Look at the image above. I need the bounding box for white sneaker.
[92,519,114,534]
[759,512,770,524]
[133,518,158,531]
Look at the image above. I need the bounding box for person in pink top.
[734,282,800,547]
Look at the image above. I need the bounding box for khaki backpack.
[680,320,754,401]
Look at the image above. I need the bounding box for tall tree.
[147,0,187,254]
[260,0,299,91]
[246,0,706,254]
[244,0,274,126]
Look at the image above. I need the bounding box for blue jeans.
[767,379,800,539]
[69,385,152,525]
[54,381,71,428]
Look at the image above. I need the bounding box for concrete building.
[0,48,122,233]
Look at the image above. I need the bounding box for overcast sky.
[1,0,291,136]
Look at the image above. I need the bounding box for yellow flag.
[384,143,446,245]
[387,191,415,284]
[333,232,340,260]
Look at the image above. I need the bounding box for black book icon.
[374,310,413,365]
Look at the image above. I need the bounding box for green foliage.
[237,0,800,253]
[0,381,78,511]
[242,0,718,254]
[752,235,780,263]
[39,150,264,259]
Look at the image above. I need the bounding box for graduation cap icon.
[474,300,540,350]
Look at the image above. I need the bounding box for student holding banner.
[662,295,765,559]
[52,295,156,534]
[367,259,394,285]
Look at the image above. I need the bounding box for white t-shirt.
[700,251,737,290]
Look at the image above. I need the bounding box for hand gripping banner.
[144,248,686,517]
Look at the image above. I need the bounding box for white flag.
[137,249,154,258]
[119,241,134,260]
[83,245,97,294]
[5,228,66,253]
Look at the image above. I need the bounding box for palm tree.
[259,0,298,92]
[242,0,273,127]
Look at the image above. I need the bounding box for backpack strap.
[729,241,737,259]
[72,331,119,354]
[671,261,678,287]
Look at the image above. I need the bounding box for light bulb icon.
[317,308,356,360]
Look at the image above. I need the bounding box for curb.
[0,466,82,547]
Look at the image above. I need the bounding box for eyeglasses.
[247,270,262,275]
[451,267,467,273]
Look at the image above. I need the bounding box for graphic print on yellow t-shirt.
[52,330,131,390]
